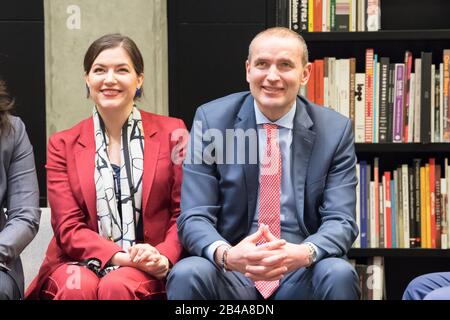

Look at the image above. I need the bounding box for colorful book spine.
[393,63,405,143]
[365,49,374,142]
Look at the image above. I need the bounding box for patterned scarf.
[93,106,144,251]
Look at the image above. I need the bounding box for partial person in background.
[403,272,450,300]
[0,79,41,300]
[26,34,186,300]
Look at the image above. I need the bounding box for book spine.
[360,161,367,248]
[365,49,374,142]
[413,158,422,247]
[443,50,450,141]
[420,52,432,143]
[408,166,416,247]
[291,0,300,31]
[393,64,405,143]
[403,51,413,142]
[378,57,390,142]
[300,0,309,31]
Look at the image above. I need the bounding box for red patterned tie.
[255,123,281,299]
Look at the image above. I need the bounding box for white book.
[350,0,357,31]
[329,58,337,112]
[371,256,384,300]
[408,73,415,143]
[357,0,365,31]
[355,73,366,143]
[323,0,329,31]
[402,164,410,248]
[413,59,422,142]
[367,0,380,31]
[355,163,361,248]
[299,85,307,97]
[337,59,350,118]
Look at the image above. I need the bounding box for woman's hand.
[127,244,170,279]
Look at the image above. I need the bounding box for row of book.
[281,0,381,32]
[299,49,450,143]
[349,257,385,300]
[353,158,450,249]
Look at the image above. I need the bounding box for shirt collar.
[253,100,296,129]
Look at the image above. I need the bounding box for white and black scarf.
[93,106,144,251]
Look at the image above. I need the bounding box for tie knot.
[263,123,279,131]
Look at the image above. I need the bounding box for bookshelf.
[168,0,450,300]
[303,0,450,300]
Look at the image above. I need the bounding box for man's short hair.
[248,27,309,66]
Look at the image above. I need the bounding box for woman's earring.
[135,87,142,98]
[86,84,90,98]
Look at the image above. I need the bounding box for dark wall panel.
[0,0,43,20]
[168,0,276,129]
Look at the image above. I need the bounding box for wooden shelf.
[355,143,450,153]
[348,248,450,258]
[301,30,450,42]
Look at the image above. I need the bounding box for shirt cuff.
[204,240,230,266]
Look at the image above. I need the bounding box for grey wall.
[45,0,169,137]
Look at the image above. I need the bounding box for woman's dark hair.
[0,80,14,134]
[84,34,144,98]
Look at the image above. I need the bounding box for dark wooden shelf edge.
[355,143,450,153]
[301,30,450,41]
[348,248,450,258]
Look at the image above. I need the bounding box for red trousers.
[40,264,166,300]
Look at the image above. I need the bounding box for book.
[365,49,374,142]
[393,63,405,143]
[420,52,432,143]
[378,57,390,142]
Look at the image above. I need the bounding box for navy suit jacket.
[178,92,358,262]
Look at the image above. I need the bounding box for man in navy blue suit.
[167,27,360,300]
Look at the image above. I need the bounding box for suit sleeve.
[176,108,227,257]
[46,134,122,269]
[0,118,40,268]
[303,118,359,261]
[155,118,186,265]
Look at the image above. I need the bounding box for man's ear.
[245,60,251,84]
[300,62,312,86]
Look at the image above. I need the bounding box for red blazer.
[26,110,186,299]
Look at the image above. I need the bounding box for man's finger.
[245,225,265,243]
[261,224,278,241]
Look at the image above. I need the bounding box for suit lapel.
[234,95,259,230]
[292,97,316,231]
[74,119,97,230]
[141,113,159,213]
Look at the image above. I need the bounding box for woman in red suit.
[26,34,186,299]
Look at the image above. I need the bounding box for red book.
[403,51,413,142]
[313,0,322,32]
[384,171,392,248]
[314,59,324,106]
[429,158,436,248]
